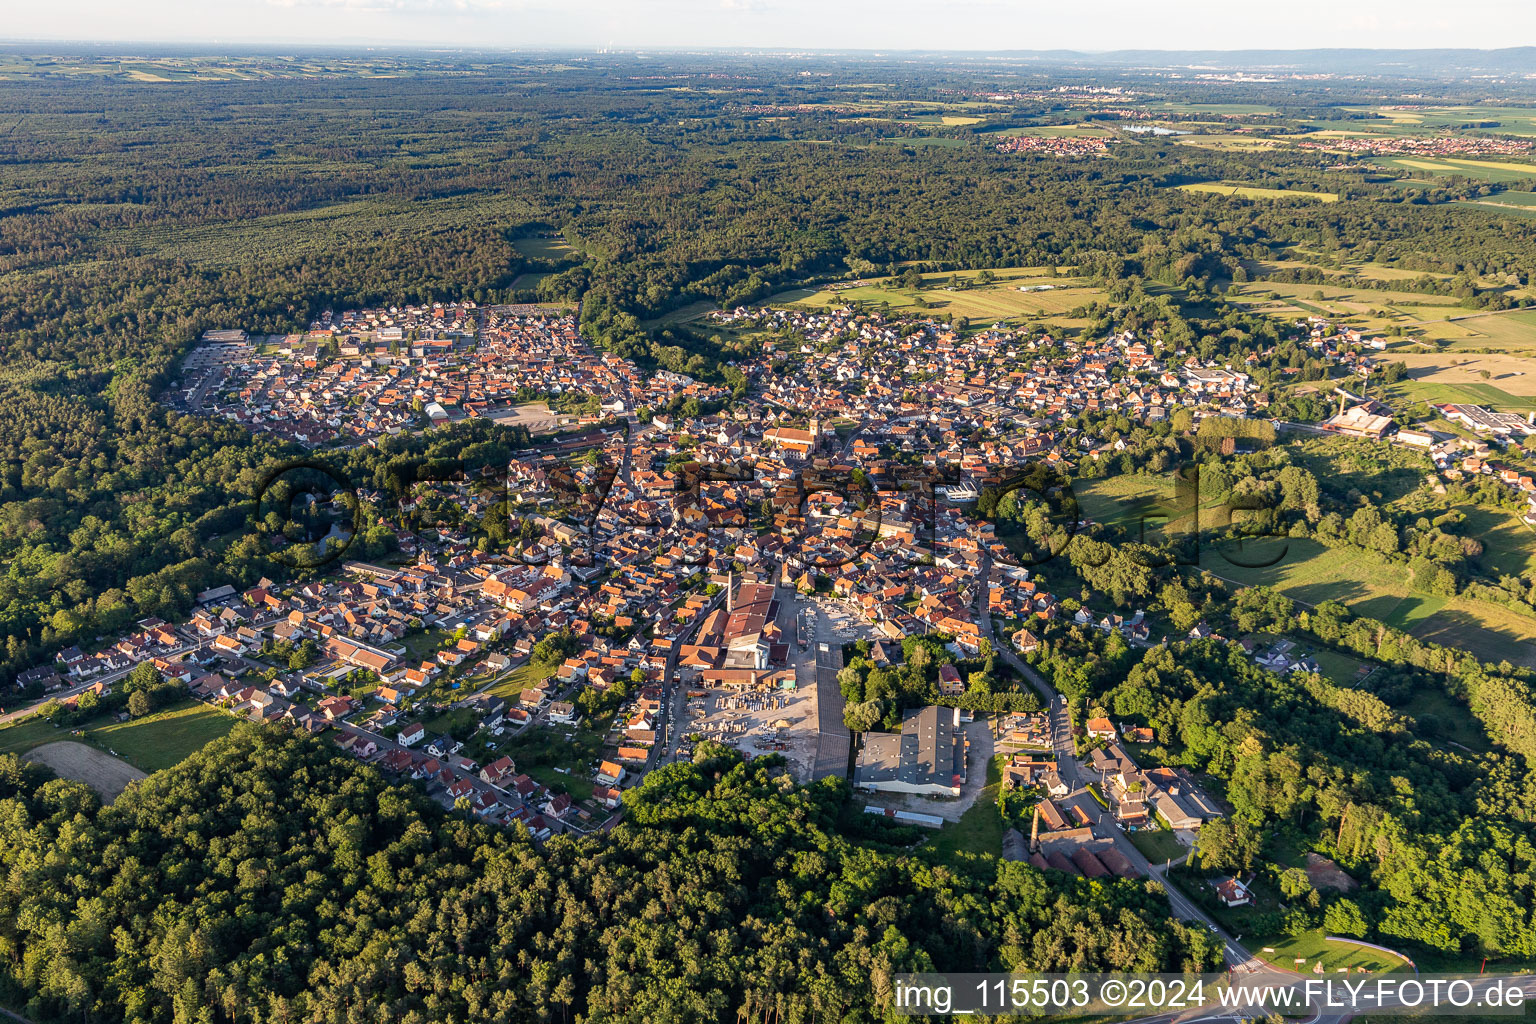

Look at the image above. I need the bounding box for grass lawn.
[1255,929,1411,974]
[1199,538,1406,611]
[1400,685,1492,753]
[1129,829,1186,865]
[641,298,719,328]
[86,701,237,773]
[1463,506,1536,577]
[1245,631,1370,685]
[0,716,70,758]
[922,754,1005,864]
[0,699,236,775]
[1072,471,1223,543]
[399,628,452,662]
[1312,647,1371,685]
[521,761,594,802]
[421,705,483,743]
[1075,472,1177,525]
[511,236,581,261]
[485,660,559,702]
[1198,538,1536,668]
[498,721,607,801]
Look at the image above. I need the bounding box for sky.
[4,0,1535,52]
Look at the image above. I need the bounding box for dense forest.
[0,727,1222,1023]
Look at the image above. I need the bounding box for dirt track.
[23,741,146,803]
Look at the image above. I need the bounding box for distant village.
[993,134,1110,157]
[1299,135,1534,158]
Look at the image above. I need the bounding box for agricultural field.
[1312,104,1536,136]
[1459,190,1536,208]
[1228,278,1536,353]
[1251,251,1534,299]
[1458,198,1536,218]
[1388,352,1536,397]
[0,54,434,82]
[782,267,1101,325]
[1376,156,1536,184]
[1171,135,1283,151]
[1146,101,1279,116]
[1422,308,1536,352]
[979,123,1114,139]
[1233,278,1462,314]
[1175,181,1338,202]
[1381,378,1536,411]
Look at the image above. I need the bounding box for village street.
[976,553,1263,973]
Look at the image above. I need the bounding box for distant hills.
[1006,47,1536,76]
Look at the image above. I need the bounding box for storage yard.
[685,686,820,780]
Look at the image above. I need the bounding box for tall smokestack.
[1030,804,1040,853]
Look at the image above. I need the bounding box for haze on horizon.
[4,0,1535,55]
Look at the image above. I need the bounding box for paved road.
[648,588,725,772]
[0,639,207,724]
[0,610,298,725]
[810,619,851,780]
[0,1004,35,1024]
[1275,420,1333,436]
